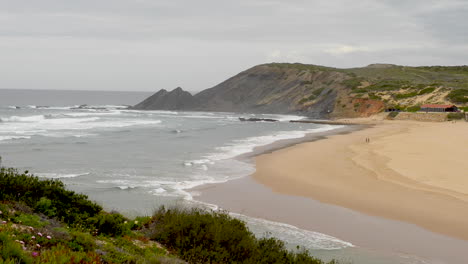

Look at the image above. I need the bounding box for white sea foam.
[184,198,354,250]
[1,115,46,122]
[0,112,162,140]
[0,135,31,142]
[202,125,343,162]
[230,212,354,250]
[35,172,90,179]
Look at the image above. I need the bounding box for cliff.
[133,63,468,118]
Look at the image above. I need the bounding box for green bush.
[149,207,331,264]
[341,77,365,89]
[394,91,418,99]
[35,198,56,217]
[35,244,104,264]
[0,233,33,264]
[388,112,399,118]
[87,213,128,237]
[367,79,411,91]
[418,87,436,95]
[312,88,325,97]
[368,93,381,100]
[447,113,465,120]
[67,231,96,252]
[0,168,102,228]
[13,214,48,228]
[446,89,468,103]
[406,105,421,112]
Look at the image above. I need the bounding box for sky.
[0,0,467,92]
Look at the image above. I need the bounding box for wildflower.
[29,226,34,230]
[32,252,39,257]
[37,232,43,237]
[0,210,2,214]
[46,235,51,240]
[31,236,36,240]
[19,241,25,245]
[134,220,138,224]
[22,246,27,250]
[124,221,128,224]
[1,221,6,224]
[36,244,41,248]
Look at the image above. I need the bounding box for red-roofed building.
[420,104,458,112]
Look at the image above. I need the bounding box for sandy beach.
[253,119,468,240]
[195,118,468,263]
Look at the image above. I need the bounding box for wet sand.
[195,120,468,264]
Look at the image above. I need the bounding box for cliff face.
[133,63,468,118]
[133,64,350,118]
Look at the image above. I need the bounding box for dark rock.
[133,87,195,110]
[239,117,278,122]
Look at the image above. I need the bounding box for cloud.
[0,0,466,91]
[324,45,370,56]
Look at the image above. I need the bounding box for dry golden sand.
[252,120,468,241]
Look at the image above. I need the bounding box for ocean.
[0,89,430,264]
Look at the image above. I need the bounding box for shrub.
[0,168,102,228]
[341,77,365,89]
[68,231,96,252]
[87,213,128,237]
[366,79,411,91]
[447,112,465,120]
[150,207,256,263]
[368,93,381,100]
[13,214,48,228]
[312,88,325,97]
[35,244,104,264]
[35,198,56,217]
[406,105,421,112]
[418,87,436,95]
[149,207,332,264]
[446,89,468,103]
[388,112,399,118]
[394,91,418,99]
[0,232,33,264]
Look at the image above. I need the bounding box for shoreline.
[251,119,468,241]
[193,119,468,264]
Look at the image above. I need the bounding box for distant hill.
[133,63,468,118]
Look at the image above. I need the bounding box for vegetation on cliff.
[1,166,335,264]
[134,62,468,119]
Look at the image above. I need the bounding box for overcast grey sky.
[1,0,467,92]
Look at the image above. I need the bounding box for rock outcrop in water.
[133,63,468,118]
[133,87,195,110]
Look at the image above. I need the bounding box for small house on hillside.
[420,104,458,112]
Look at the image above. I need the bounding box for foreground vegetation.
[1,167,335,264]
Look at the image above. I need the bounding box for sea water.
[0,89,430,264]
